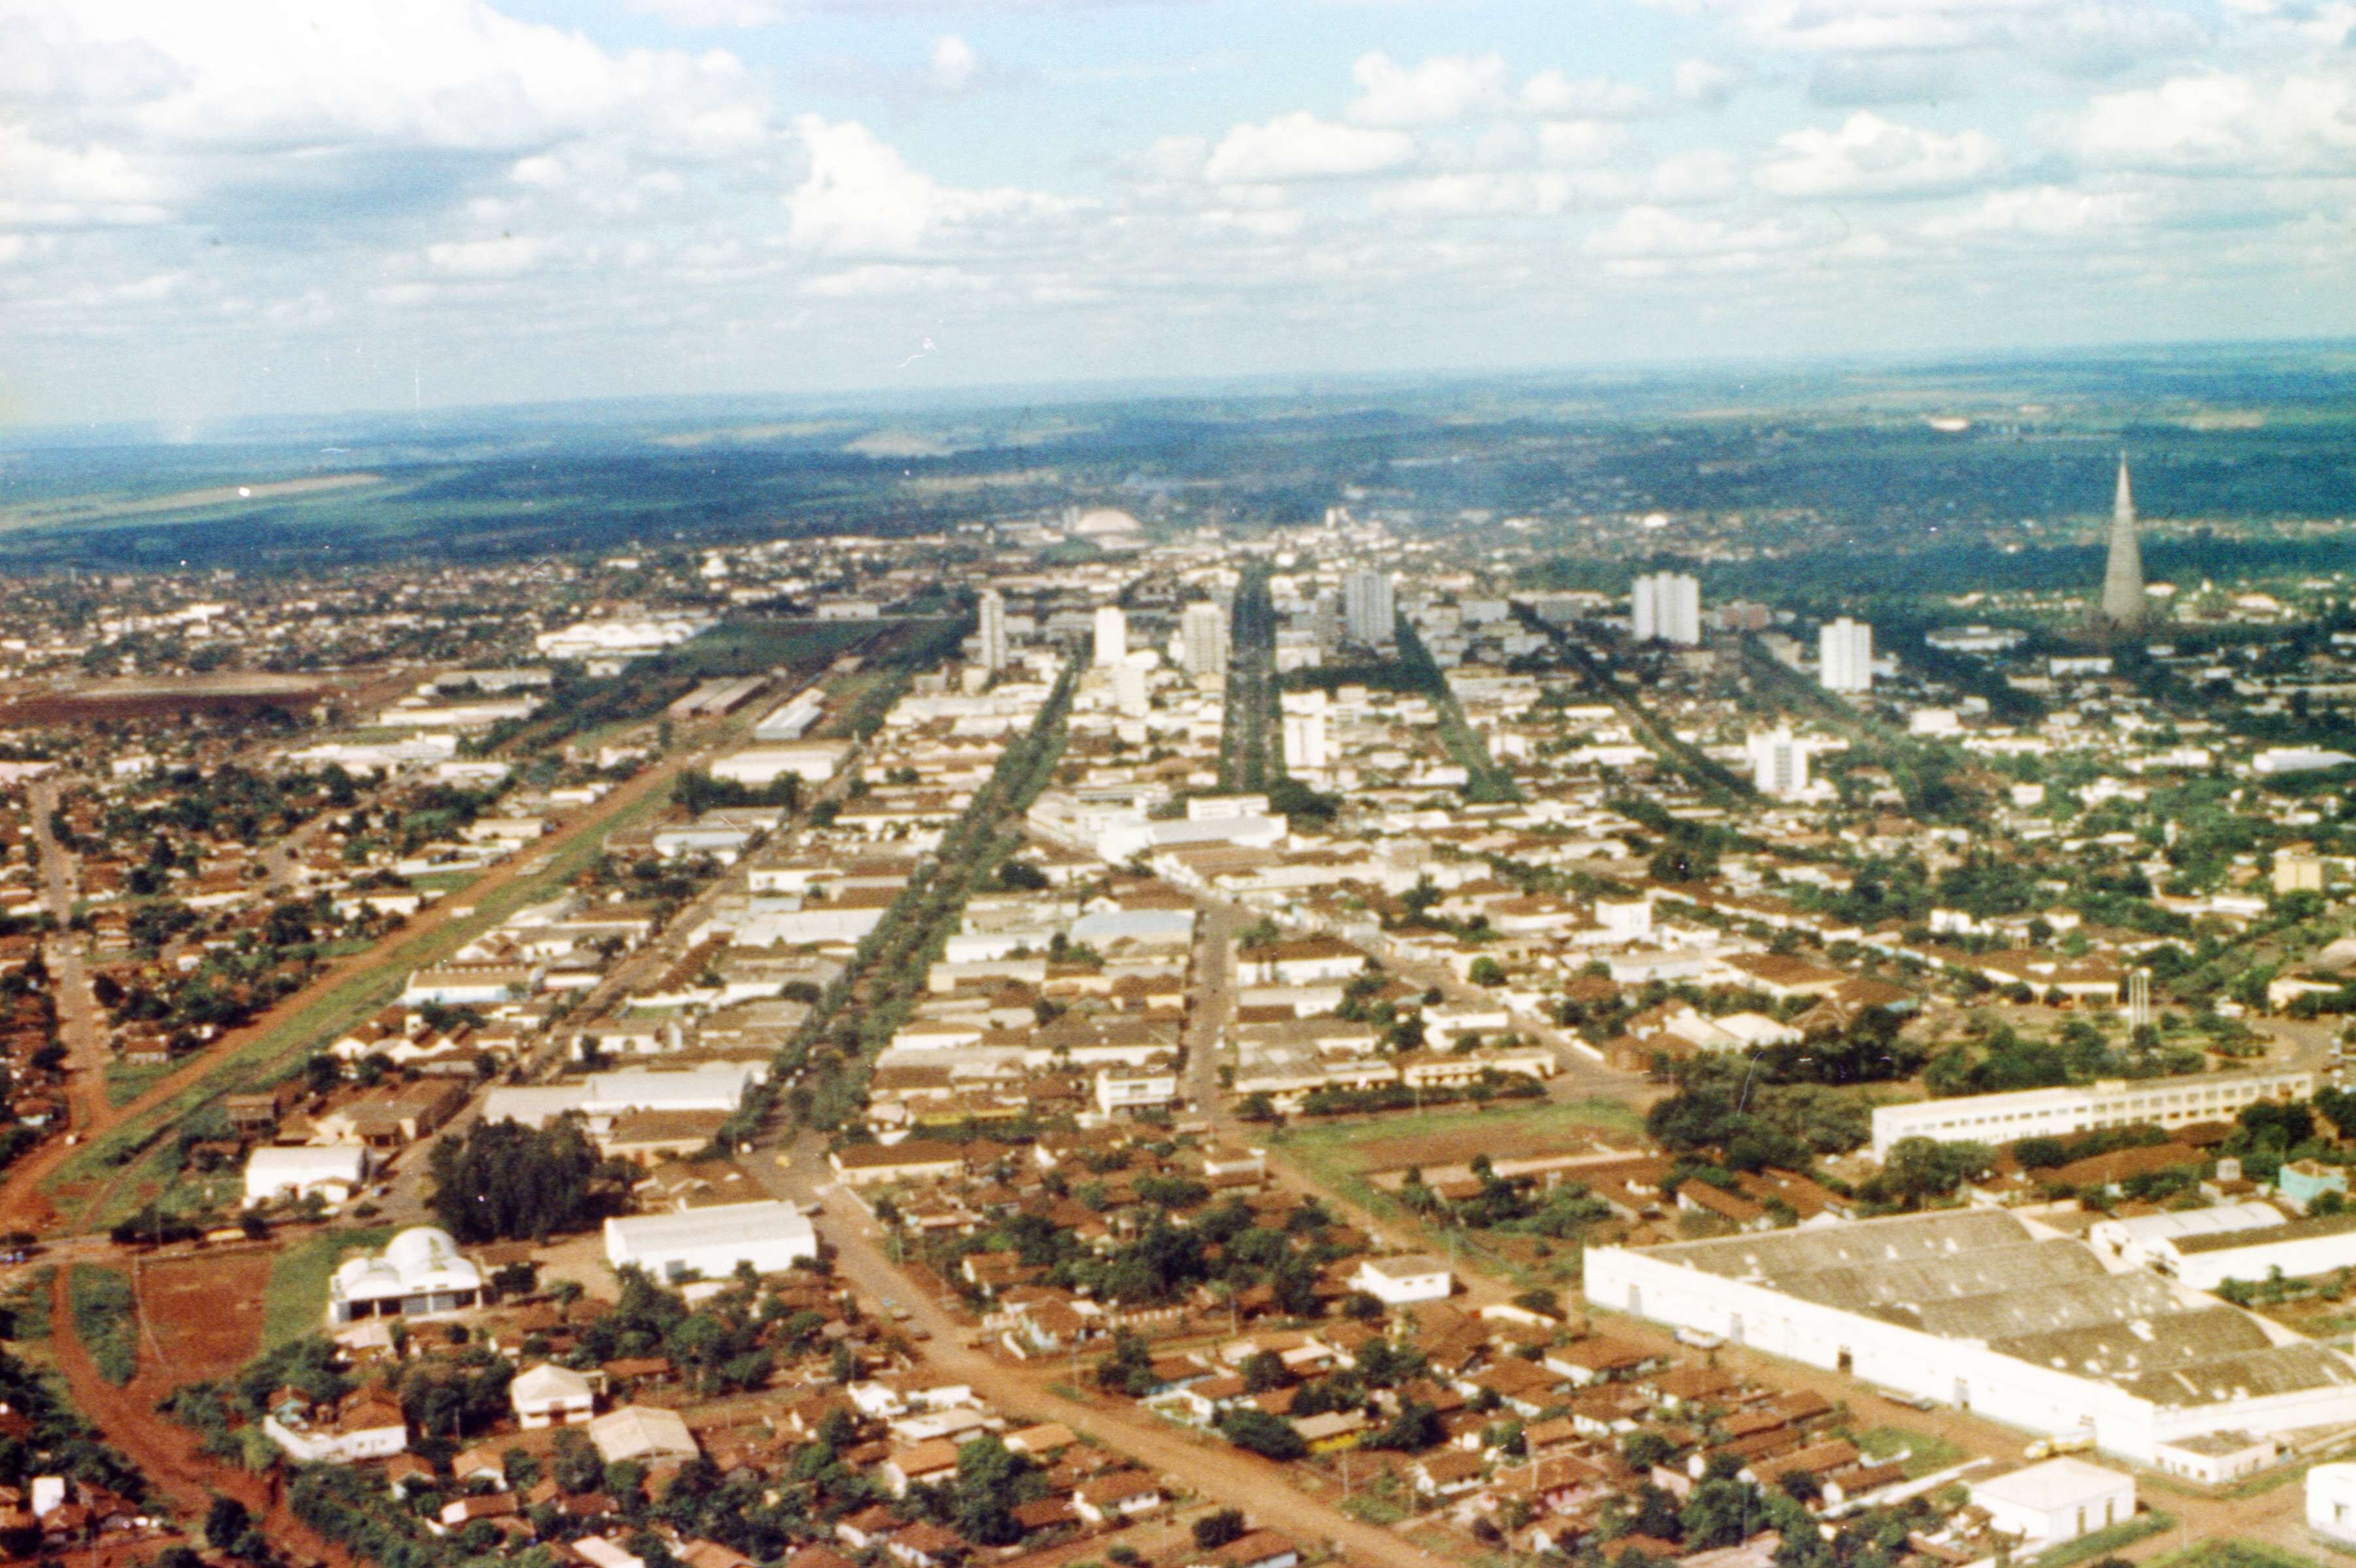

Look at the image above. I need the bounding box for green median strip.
[49,779,673,1228]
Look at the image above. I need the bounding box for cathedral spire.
[2100,452,2145,631]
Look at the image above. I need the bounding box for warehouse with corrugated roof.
[1586,1208,2356,1462]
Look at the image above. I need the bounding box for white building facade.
[1820,617,1873,693]
[1869,1070,2313,1159]
[1631,572,1700,646]
[1585,1210,2356,1465]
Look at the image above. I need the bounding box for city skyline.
[7,0,2356,427]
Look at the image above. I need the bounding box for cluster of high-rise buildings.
[1630,571,1701,646]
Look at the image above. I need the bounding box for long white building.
[1585,1209,2356,1463]
[1869,1069,2313,1159]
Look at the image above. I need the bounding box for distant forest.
[4,343,2355,572]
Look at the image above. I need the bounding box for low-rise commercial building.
[1869,1070,2312,1159]
[1586,1209,2356,1463]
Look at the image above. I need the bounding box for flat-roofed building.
[603,1199,817,1283]
[1585,1208,2356,1463]
[1869,1070,2312,1159]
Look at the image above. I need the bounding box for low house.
[511,1363,597,1429]
[588,1406,698,1465]
[1969,1459,2136,1548]
[830,1140,965,1189]
[1074,1471,1163,1524]
[1350,1254,1453,1306]
[264,1392,409,1465]
[2151,1431,2277,1486]
[244,1145,369,1210]
[1196,1533,1302,1568]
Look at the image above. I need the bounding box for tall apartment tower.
[1820,617,1873,693]
[1343,568,1396,646]
[1748,729,1810,799]
[977,588,1008,671]
[2100,454,2146,630]
[1181,601,1228,679]
[1282,709,1329,773]
[1631,572,1701,646]
[1093,605,1127,668]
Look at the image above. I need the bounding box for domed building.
[1069,506,1143,539]
[327,1225,485,1325]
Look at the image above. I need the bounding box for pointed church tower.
[2100,452,2145,629]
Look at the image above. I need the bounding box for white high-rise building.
[1282,710,1328,773]
[1112,662,1148,718]
[1630,572,1701,646]
[1093,606,1127,669]
[1748,729,1810,798]
[1821,617,1873,693]
[1181,601,1229,680]
[977,589,1008,671]
[1343,569,1396,646]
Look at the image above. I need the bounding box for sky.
[4,0,2355,429]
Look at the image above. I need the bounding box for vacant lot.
[137,1248,275,1381]
[1284,1098,1647,1179]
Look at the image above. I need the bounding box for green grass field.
[662,619,883,679]
[66,1263,137,1385]
[262,1227,395,1351]
[1854,1425,1969,1478]
[52,779,672,1230]
[1268,1098,1646,1288]
[2137,1545,2336,1568]
[101,1057,177,1109]
[1272,1098,1645,1186]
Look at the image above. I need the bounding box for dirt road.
[46,1269,347,1565]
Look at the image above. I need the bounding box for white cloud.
[1586,203,1812,264]
[928,34,979,92]
[0,123,170,227]
[1520,70,1651,119]
[2075,67,2356,173]
[1672,57,1745,105]
[425,234,553,277]
[1647,148,1740,203]
[786,114,1074,254]
[7,0,769,159]
[1646,0,2056,56]
[1204,111,1416,183]
[1920,184,2145,239]
[1374,170,1604,218]
[1348,52,1511,127]
[1538,120,1628,166]
[1757,111,2003,197]
[799,263,985,298]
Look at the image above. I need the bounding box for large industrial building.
[1869,1069,2313,1159]
[1585,1209,2356,1463]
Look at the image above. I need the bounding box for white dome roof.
[1072,507,1142,536]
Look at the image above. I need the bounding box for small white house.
[1095,1066,1180,1117]
[511,1363,597,1429]
[244,1144,369,1210]
[2310,1463,2356,1542]
[2151,1430,2277,1486]
[1970,1458,2135,1548]
[1350,1254,1454,1306]
[604,1199,817,1283]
